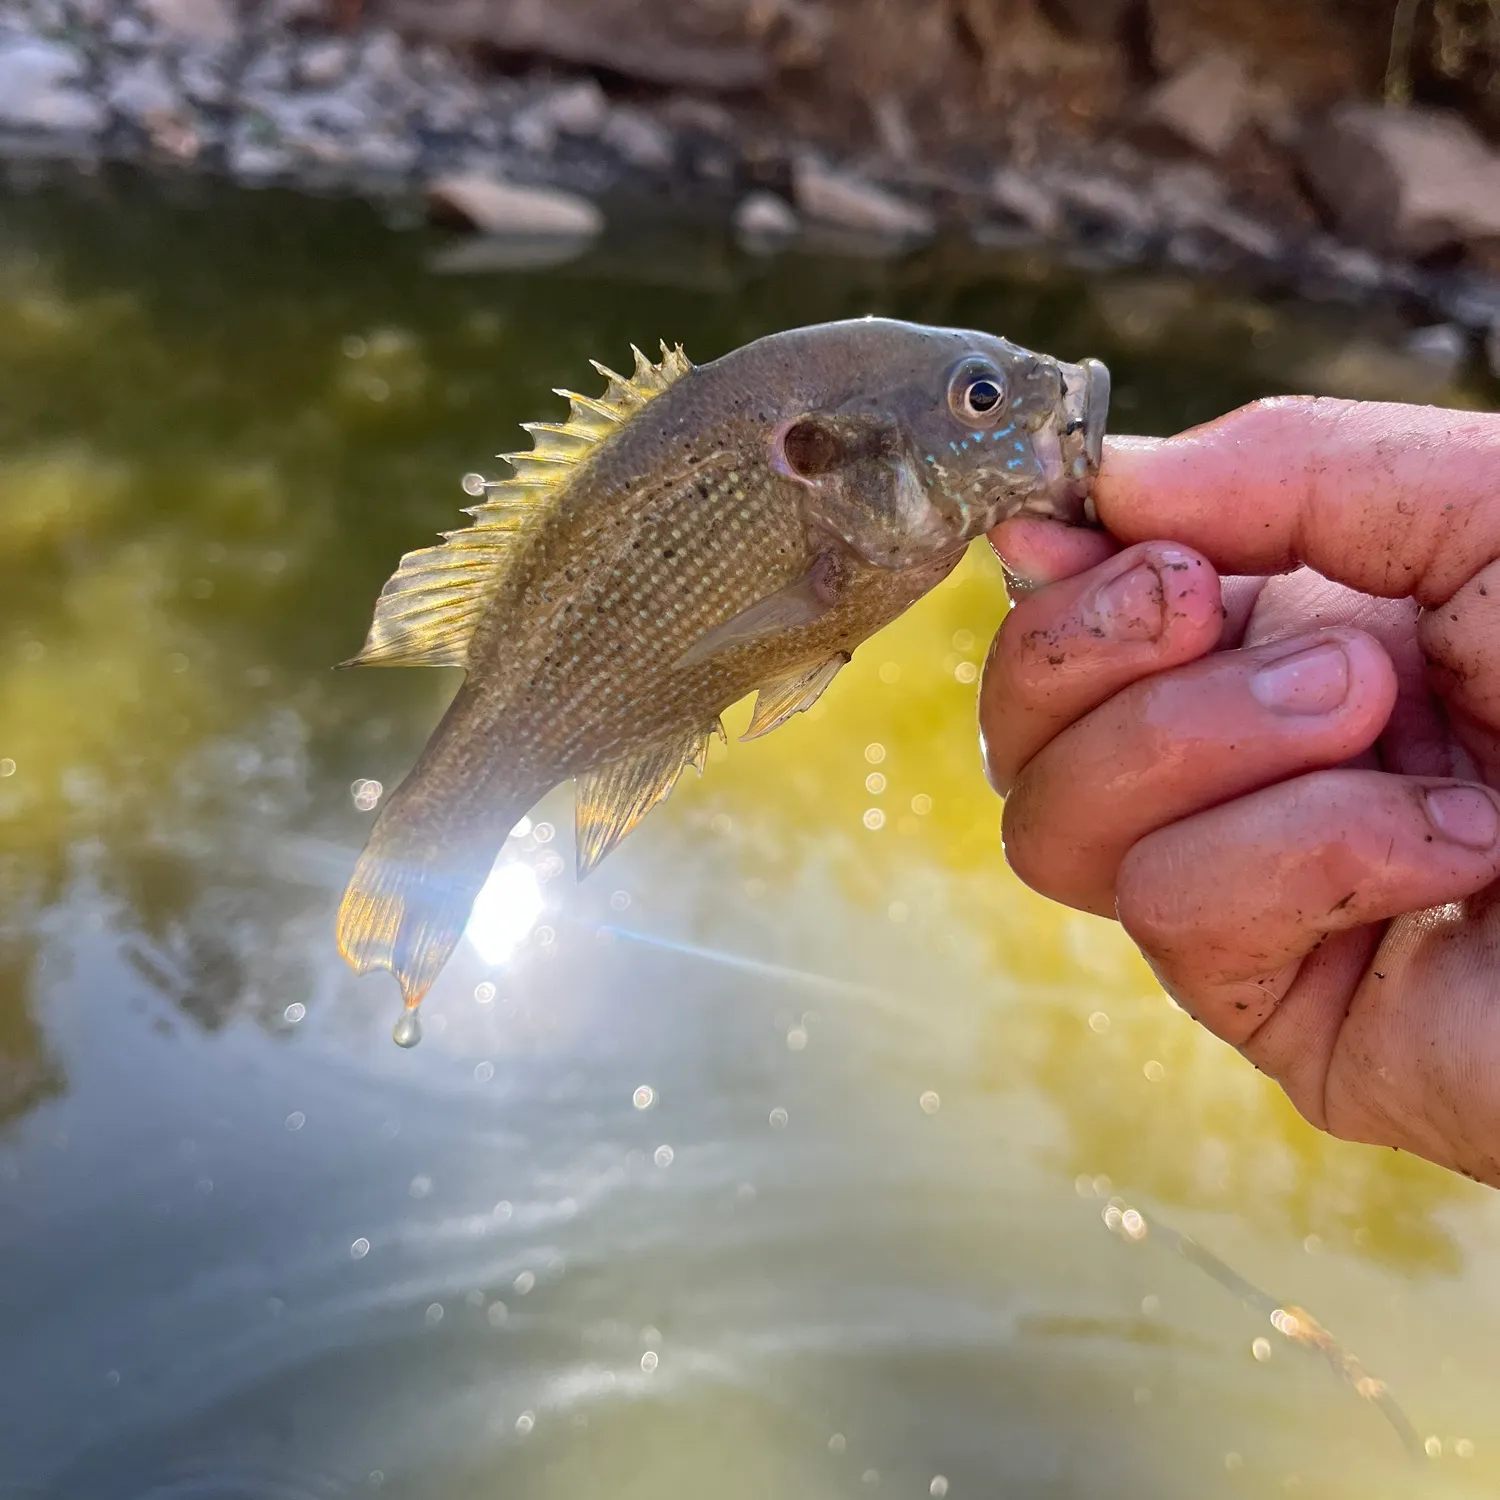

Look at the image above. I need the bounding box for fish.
[335,316,1110,1041]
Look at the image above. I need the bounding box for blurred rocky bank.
[1,0,1499,375]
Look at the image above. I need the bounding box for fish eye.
[948,363,1007,425]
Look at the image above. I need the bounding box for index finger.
[1096,396,1500,607]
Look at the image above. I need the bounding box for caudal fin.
[336,787,511,1012]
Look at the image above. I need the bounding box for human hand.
[981,396,1500,1186]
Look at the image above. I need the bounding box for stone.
[298,38,352,89]
[1140,50,1254,158]
[107,55,180,124]
[426,173,605,237]
[511,79,608,153]
[1405,323,1468,380]
[602,106,673,171]
[1050,170,1157,241]
[1150,162,1281,260]
[989,166,1061,236]
[107,12,152,48]
[0,38,107,134]
[227,117,291,182]
[1299,104,1500,260]
[139,0,237,46]
[734,190,798,240]
[793,158,933,240]
[178,45,228,106]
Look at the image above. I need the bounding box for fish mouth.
[1022,356,1110,527]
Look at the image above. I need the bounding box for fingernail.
[1089,563,1163,642]
[1424,786,1500,850]
[1249,642,1349,715]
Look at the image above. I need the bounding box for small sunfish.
[336,317,1110,1031]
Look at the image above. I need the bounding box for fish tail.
[336,696,532,1010]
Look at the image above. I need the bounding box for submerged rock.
[734,190,798,240]
[1140,50,1254,158]
[0,37,106,134]
[140,0,238,46]
[426,172,605,236]
[989,166,1061,236]
[793,158,933,240]
[1299,104,1500,260]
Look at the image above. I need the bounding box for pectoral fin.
[741,654,849,741]
[575,720,725,878]
[675,552,843,670]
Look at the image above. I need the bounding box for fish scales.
[336,318,1110,1039]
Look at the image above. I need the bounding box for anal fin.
[741,654,849,741]
[675,551,843,670]
[575,720,724,878]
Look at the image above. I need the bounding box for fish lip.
[1025,354,1110,526]
[1079,357,1110,476]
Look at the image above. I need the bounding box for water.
[2,167,1498,1499]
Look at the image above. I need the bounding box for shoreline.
[2,1,1499,382]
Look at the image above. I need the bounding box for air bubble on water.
[654,1144,674,1167]
[0,758,15,777]
[462,472,487,496]
[1252,1337,1272,1362]
[1088,1011,1110,1033]
[865,772,886,794]
[493,1200,513,1222]
[533,821,555,843]
[283,1002,306,1024]
[863,808,885,830]
[488,1300,509,1326]
[640,1350,659,1373]
[466,1289,485,1307]
[786,1027,808,1051]
[930,1478,950,1497]
[864,742,886,764]
[633,1085,655,1109]
[475,981,496,1004]
[828,1434,846,1454]
[475,1060,495,1082]
[285,1111,306,1131]
[105,1369,121,1387]
[769,1107,788,1129]
[513,1270,536,1294]
[409,1174,432,1200]
[954,661,978,684]
[911,793,933,815]
[610,890,631,910]
[919,1090,941,1114]
[516,1411,535,1435]
[351,1237,371,1260]
[424,1303,444,1325]
[392,1009,423,1048]
[1424,1437,1442,1459]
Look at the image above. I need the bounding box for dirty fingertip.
[988,515,1118,591]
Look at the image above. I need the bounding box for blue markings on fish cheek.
[925,455,936,465]
[1006,458,1024,470]
[948,441,960,454]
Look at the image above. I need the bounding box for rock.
[139,0,237,46]
[107,12,152,49]
[1150,162,1282,260]
[0,38,107,134]
[349,132,420,177]
[989,166,1061,236]
[107,55,180,124]
[602,106,674,171]
[1140,50,1254,158]
[1050,170,1157,242]
[298,38,352,89]
[178,45,228,106]
[511,79,608,153]
[1299,104,1500,260]
[1405,322,1468,380]
[793,158,933,240]
[426,173,605,237]
[227,116,291,182]
[735,190,798,239]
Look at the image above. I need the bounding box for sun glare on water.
[464,860,545,966]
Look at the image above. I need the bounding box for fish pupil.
[965,379,1002,415]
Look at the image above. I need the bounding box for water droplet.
[910,793,932,815]
[409,1174,432,1199]
[488,1300,509,1326]
[461,472,487,496]
[1252,1337,1272,1362]
[475,1060,495,1082]
[930,1478,950,1498]
[786,1027,808,1051]
[285,1111,306,1131]
[1303,1233,1322,1253]
[954,661,978,684]
[633,1085,655,1109]
[1121,1209,1147,1241]
[0,759,15,777]
[1424,1437,1442,1459]
[513,1270,536,1294]
[1092,1174,1112,1197]
[769,1107,788,1129]
[351,778,383,811]
[535,925,555,946]
[609,890,631,910]
[878,661,900,683]
[864,742,886,764]
[511,816,533,839]
[466,1288,485,1307]
[1143,1059,1165,1082]
[952,629,975,651]
[919,1090,940,1114]
[865,771,886,794]
[1087,1011,1109,1033]
[828,1434,846,1454]
[640,1350,659,1372]
[863,808,886,830]
[862,1469,880,1485]
[1455,1439,1474,1458]
[493,1200,513,1222]
[343,334,367,359]
[654,1144,674,1167]
[533,822,555,843]
[475,981,496,1004]
[424,1303,444,1325]
[515,1411,535,1435]
[368,1472,384,1489]
[283,1002,306,1024]
[351,1237,370,1260]
[1074,1174,1093,1197]
[1140,1294,1161,1316]
[105,1369,121,1387]
[392,1010,423,1048]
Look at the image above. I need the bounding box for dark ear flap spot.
[779,417,842,479]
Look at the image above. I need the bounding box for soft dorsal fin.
[575,719,724,878]
[341,341,693,669]
[741,654,849,741]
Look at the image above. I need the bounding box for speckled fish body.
[337,317,1109,1032]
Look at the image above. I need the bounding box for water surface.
[2,168,1499,1499]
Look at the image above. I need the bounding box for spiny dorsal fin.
[741,654,849,742]
[575,718,723,878]
[342,340,693,669]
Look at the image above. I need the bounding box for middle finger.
[1001,626,1399,915]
